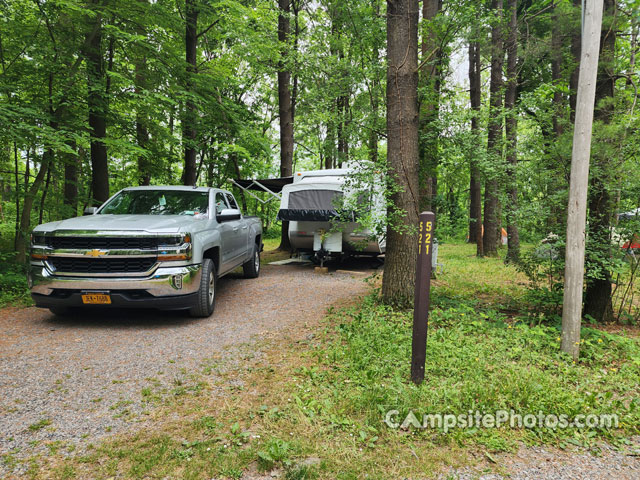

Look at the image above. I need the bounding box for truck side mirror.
[84,207,98,215]
[216,208,241,222]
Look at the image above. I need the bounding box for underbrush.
[0,252,30,307]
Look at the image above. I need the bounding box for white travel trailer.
[277,168,386,261]
[232,168,386,262]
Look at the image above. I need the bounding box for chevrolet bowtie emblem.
[85,249,108,257]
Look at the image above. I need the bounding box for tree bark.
[13,142,20,251]
[278,0,294,251]
[569,0,582,122]
[482,0,505,257]
[468,41,482,252]
[551,1,565,137]
[505,0,520,263]
[63,141,78,217]
[584,0,616,323]
[182,0,198,186]
[381,0,420,306]
[136,56,151,186]
[419,0,442,213]
[561,0,604,359]
[85,2,109,204]
[16,150,52,262]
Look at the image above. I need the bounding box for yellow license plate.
[81,294,111,305]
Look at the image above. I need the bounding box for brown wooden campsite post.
[411,211,435,384]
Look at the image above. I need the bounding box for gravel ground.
[439,442,640,480]
[0,263,372,475]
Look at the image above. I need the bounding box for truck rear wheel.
[243,244,260,278]
[190,258,216,318]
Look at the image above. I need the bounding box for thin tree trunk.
[63,141,78,217]
[16,149,53,262]
[38,163,52,225]
[13,142,19,250]
[381,0,420,306]
[468,41,482,251]
[505,0,520,263]
[584,0,616,323]
[135,57,151,185]
[135,3,151,186]
[419,0,442,213]
[85,3,109,204]
[182,0,198,186]
[482,0,505,257]
[278,0,294,251]
[551,1,565,137]
[569,0,582,122]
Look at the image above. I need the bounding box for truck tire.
[243,243,260,278]
[190,258,216,318]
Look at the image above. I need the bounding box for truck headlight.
[157,233,192,261]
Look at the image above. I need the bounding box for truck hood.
[34,214,207,234]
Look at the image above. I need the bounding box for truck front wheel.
[190,258,216,317]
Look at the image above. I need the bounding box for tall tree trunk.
[336,93,349,167]
[381,0,420,306]
[135,4,151,186]
[551,1,565,137]
[85,3,109,204]
[419,0,442,212]
[569,0,582,121]
[584,0,616,323]
[136,57,151,185]
[482,0,505,257]
[182,0,198,186]
[278,0,294,251]
[16,150,52,262]
[468,41,482,252]
[505,0,520,263]
[13,142,20,251]
[38,163,52,225]
[368,78,379,164]
[63,141,78,217]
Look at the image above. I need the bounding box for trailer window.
[288,190,342,210]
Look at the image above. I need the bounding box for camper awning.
[233,177,294,193]
[230,177,294,204]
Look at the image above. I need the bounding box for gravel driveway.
[0,263,371,473]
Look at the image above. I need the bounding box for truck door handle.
[242,225,248,229]
[233,227,239,232]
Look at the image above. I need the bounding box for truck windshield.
[99,190,209,216]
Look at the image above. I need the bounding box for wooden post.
[411,211,435,384]
[561,0,603,360]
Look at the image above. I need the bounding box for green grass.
[15,242,640,479]
[28,419,52,432]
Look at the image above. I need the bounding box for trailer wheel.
[243,243,260,278]
[190,258,216,317]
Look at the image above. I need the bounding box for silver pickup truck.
[28,186,262,317]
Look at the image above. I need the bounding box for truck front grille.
[46,236,158,250]
[49,257,156,274]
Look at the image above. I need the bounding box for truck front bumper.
[29,263,202,310]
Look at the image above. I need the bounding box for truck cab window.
[225,193,239,211]
[215,193,228,214]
